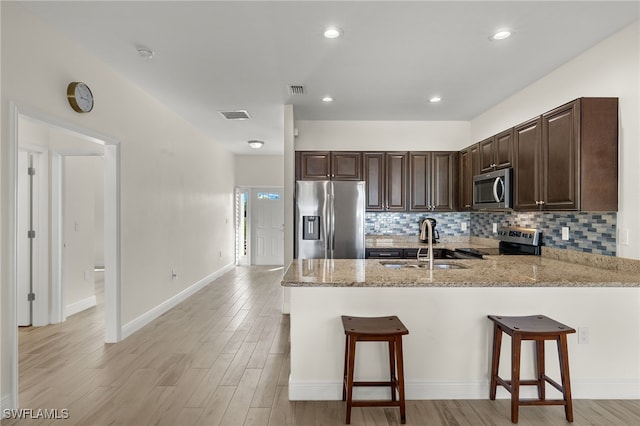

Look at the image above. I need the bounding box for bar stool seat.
[341,315,409,424]
[488,314,576,423]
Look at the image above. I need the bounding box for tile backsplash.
[366,211,617,256]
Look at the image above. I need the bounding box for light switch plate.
[461,222,467,231]
[562,227,570,240]
[492,223,498,233]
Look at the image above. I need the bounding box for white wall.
[1,2,235,401]
[294,120,470,151]
[63,157,97,314]
[235,155,284,187]
[471,21,640,260]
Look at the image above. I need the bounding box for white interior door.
[251,188,284,265]
[17,152,31,326]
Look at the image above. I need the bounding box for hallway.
[10,266,640,425]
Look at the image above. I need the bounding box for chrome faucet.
[418,220,434,270]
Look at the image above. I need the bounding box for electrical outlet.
[492,223,498,233]
[171,269,178,280]
[562,227,570,241]
[578,327,590,344]
[461,222,467,231]
[619,228,630,246]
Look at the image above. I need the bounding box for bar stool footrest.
[352,380,397,387]
[350,400,401,408]
[519,399,569,407]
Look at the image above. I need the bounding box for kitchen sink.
[379,261,467,270]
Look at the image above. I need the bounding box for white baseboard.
[65,296,97,318]
[288,378,640,401]
[121,264,235,339]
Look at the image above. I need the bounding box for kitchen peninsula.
[281,252,640,402]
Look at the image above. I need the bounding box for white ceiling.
[20,1,640,155]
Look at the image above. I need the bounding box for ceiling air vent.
[289,85,305,95]
[220,110,251,120]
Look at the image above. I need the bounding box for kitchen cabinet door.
[331,152,362,180]
[479,137,495,173]
[386,152,408,211]
[495,129,513,169]
[513,117,542,210]
[364,152,385,211]
[410,151,457,212]
[297,151,331,180]
[365,248,403,259]
[459,144,479,210]
[479,129,513,172]
[542,101,579,210]
[431,151,458,211]
[409,152,432,210]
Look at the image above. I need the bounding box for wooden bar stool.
[341,315,409,424]
[488,314,576,423]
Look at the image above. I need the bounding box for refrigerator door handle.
[323,188,330,259]
[330,193,336,257]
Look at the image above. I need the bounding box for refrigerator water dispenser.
[303,216,320,240]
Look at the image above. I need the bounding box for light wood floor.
[10,266,640,425]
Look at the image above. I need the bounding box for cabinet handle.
[465,204,471,208]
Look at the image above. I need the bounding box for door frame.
[6,102,122,409]
[235,187,251,266]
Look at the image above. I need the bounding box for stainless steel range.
[455,226,542,258]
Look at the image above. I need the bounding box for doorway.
[235,187,285,266]
[251,188,284,265]
[6,104,122,409]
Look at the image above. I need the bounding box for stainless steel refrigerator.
[295,180,366,259]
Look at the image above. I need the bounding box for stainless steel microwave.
[473,168,512,210]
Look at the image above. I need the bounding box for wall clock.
[66,81,94,113]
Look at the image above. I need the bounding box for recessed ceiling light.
[323,27,342,39]
[429,96,442,103]
[322,96,333,103]
[491,30,512,41]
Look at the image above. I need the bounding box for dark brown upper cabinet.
[364,152,407,211]
[296,151,362,180]
[479,129,513,172]
[409,151,458,212]
[459,144,479,210]
[331,152,362,180]
[514,97,618,211]
[513,117,543,210]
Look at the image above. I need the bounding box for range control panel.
[496,226,542,247]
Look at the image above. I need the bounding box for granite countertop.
[281,256,640,288]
